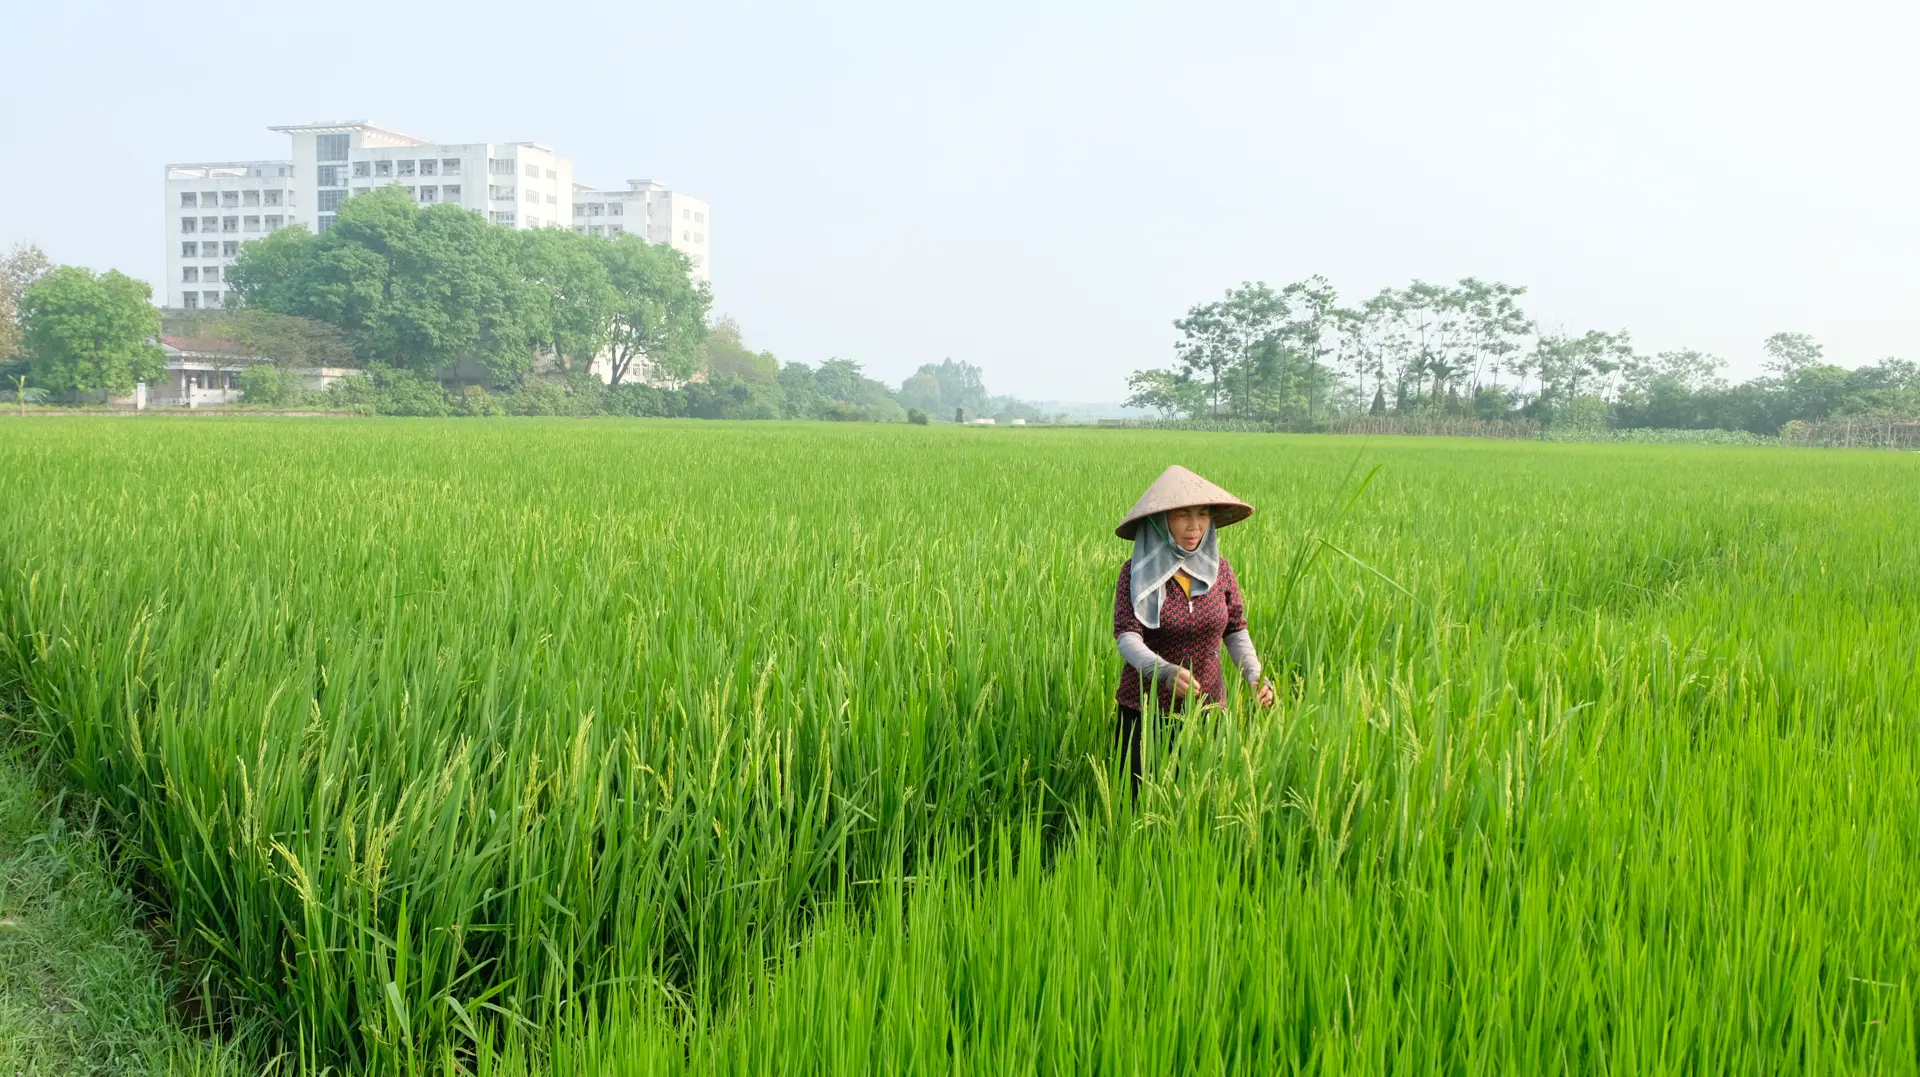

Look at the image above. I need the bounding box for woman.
[1113,465,1274,789]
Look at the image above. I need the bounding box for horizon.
[2,0,1915,400]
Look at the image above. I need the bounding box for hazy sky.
[3,0,1914,399]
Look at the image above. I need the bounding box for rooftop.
[267,120,430,147]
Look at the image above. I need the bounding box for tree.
[595,234,711,386]
[701,316,779,384]
[897,370,944,413]
[20,266,164,396]
[516,228,617,372]
[0,243,53,376]
[1762,332,1823,376]
[167,309,352,371]
[1173,282,1286,417]
[1124,367,1202,419]
[229,188,545,381]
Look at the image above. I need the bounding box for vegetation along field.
[0,418,1915,1074]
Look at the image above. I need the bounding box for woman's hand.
[1254,679,1276,707]
[1170,667,1201,700]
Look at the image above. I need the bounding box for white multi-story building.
[163,121,705,309]
[569,180,711,282]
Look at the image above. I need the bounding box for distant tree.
[701,316,779,384]
[228,188,545,381]
[1173,282,1286,417]
[897,370,944,413]
[167,309,353,371]
[1762,332,1823,376]
[906,407,929,425]
[237,363,286,405]
[20,266,164,396]
[0,243,53,376]
[595,234,711,386]
[1124,368,1201,419]
[920,359,989,415]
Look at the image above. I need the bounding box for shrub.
[907,408,929,426]
[237,364,285,406]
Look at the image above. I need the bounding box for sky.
[2,0,1915,400]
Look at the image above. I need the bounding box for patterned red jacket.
[1113,556,1247,712]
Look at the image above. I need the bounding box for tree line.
[1128,278,1919,434]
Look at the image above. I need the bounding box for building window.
[694,211,704,224]
[205,266,220,282]
[202,216,219,232]
[682,209,690,220]
[352,186,371,198]
[442,158,461,174]
[317,164,347,186]
[182,267,199,282]
[441,184,460,199]
[528,215,540,228]
[573,204,585,217]
[182,242,198,256]
[264,190,282,206]
[180,192,197,207]
[183,292,200,309]
[419,186,437,203]
[243,215,260,232]
[223,241,239,256]
[524,188,539,203]
[315,133,349,161]
[524,163,538,178]
[692,255,703,268]
[490,211,515,226]
[544,168,556,180]
[265,215,283,229]
[397,159,416,177]
[607,203,622,216]
[242,190,259,207]
[587,203,603,216]
[418,159,436,177]
[222,216,239,232]
[693,233,703,242]
[589,225,603,236]
[317,214,336,233]
[608,224,622,235]
[204,290,222,307]
[194,192,214,207]
[317,190,346,212]
[181,217,197,234]
[352,161,370,177]
[489,185,515,201]
[572,226,585,233]
[543,193,555,204]
[682,231,689,241]
[489,158,513,175]
[219,191,237,207]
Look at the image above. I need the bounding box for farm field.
[0,418,1916,1074]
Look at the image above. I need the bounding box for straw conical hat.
[1115,465,1254,540]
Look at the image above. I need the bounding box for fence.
[1782,420,1920,450]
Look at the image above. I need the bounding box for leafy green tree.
[1124,368,1201,418]
[595,235,711,385]
[1173,282,1285,417]
[777,362,824,418]
[237,363,286,405]
[166,309,352,371]
[229,188,545,382]
[19,266,164,396]
[701,317,779,383]
[0,243,52,377]
[1763,332,1823,375]
[516,228,617,372]
[897,370,944,413]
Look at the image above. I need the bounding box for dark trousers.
[1116,704,1178,797]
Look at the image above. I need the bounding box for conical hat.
[1115,465,1254,540]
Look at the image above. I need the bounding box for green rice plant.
[0,420,1915,1073]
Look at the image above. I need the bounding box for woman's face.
[1165,505,1211,551]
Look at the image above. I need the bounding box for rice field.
[0,417,1915,1075]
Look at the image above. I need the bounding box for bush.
[236,364,285,406]
[460,385,504,417]
[605,383,679,418]
[907,408,929,426]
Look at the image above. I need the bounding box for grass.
[0,739,252,1075]
[0,418,1916,1073]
